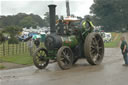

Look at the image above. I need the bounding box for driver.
[81,17,94,31]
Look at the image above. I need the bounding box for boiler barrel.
[61,35,78,48]
[45,34,78,50]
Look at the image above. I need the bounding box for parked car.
[103,32,112,43]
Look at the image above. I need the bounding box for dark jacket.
[34,39,40,46]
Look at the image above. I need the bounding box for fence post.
[15,44,17,55]
[0,46,2,56]
[8,43,9,56]
[22,42,24,53]
[12,44,14,55]
[24,42,26,53]
[25,42,28,53]
[3,43,5,56]
[14,44,15,55]
[19,42,21,54]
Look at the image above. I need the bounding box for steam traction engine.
[33,5,104,70]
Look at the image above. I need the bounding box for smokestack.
[48,5,56,34]
[66,0,70,16]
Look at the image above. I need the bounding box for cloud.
[0,0,93,18]
[0,1,1,15]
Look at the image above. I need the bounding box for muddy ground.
[0,33,128,85]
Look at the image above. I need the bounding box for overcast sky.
[0,0,94,18]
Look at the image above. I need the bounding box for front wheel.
[33,47,49,69]
[57,46,73,70]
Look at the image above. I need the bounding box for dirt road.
[0,47,128,85]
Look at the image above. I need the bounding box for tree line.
[90,0,128,32]
[0,12,58,29]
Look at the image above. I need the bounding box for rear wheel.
[33,47,49,69]
[57,46,73,70]
[84,32,104,65]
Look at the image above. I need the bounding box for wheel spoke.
[60,57,65,61]
[35,57,40,62]
[98,54,102,59]
[97,38,101,43]
[99,47,102,50]
[92,39,98,46]
[40,51,46,57]
[62,51,66,56]
[91,45,95,49]
[62,50,71,62]
[40,51,43,55]
[37,52,40,56]
[93,37,97,43]
[65,49,69,56]
[91,49,96,55]
[92,40,96,46]
[92,54,98,62]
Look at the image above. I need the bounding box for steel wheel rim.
[35,49,47,66]
[90,34,104,63]
[59,48,72,68]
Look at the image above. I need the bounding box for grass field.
[0,53,33,65]
[0,42,45,69]
[0,50,33,69]
[104,32,121,48]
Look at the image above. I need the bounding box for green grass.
[0,64,5,69]
[104,33,121,48]
[0,42,44,65]
[0,53,33,65]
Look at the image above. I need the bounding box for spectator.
[120,36,128,66]
[27,38,34,56]
[34,38,40,48]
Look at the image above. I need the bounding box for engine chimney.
[66,0,70,16]
[48,5,56,34]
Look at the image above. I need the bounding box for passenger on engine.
[56,19,64,35]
